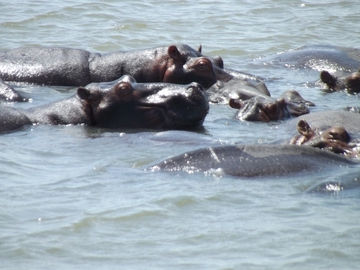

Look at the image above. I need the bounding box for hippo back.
[0,47,92,86]
[0,106,31,133]
[148,144,355,178]
[259,45,360,73]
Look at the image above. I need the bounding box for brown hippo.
[0,75,209,133]
[320,69,360,94]
[288,110,360,157]
[0,44,217,89]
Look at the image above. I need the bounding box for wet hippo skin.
[0,44,218,88]
[0,75,209,132]
[148,144,356,177]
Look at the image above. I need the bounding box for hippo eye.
[197,60,209,70]
[115,82,133,97]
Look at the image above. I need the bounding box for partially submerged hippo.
[204,72,314,122]
[228,89,314,122]
[288,110,360,157]
[0,78,27,102]
[207,78,270,104]
[147,144,356,178]
[0,75,209,133]
[320,69,360,94]
[258,45,360,73]
[0,44,217,88]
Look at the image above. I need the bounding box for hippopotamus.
[0,75,209,133]
[0,44,218,89]
[147,144,356,178]
[258,45,360,73]
[287,110,360,157]
[0,78,27,102]
[206,78,270,104]
[0,106,31,133]
[320,69,360,94]
[197,45,265,83]
[228,89,314,122]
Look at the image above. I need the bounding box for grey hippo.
[257,45,360,95]
[0,75,209,133]
[258,45,360,73]
[0,77,27,102]
[228,87,314,122]
[147,144,357,178]
[0,44,218,88]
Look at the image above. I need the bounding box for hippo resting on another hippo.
[0,75,209,133]
[0,44,219,89]
[287,110,360,158]
[147,144,357,178]
[0,44,267,103]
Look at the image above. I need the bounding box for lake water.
[1,1,360,269]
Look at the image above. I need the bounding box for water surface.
[1,1,360,269]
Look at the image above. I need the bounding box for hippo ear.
[297,119,313,137]
[168,45,182,61]
[77,87,92,100]
[197,44,202,53]
[320,70,336,85]
[229,99,241,109]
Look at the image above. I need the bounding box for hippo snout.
[186,82,205,93]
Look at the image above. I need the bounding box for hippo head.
[229,96,292,122]
[291,119,356,155]
[345,70,360,94]
[77,75,209,129]
[163,45,217,89]
[279,89,314,117]
[320,69,360,94]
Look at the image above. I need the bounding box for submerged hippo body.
[0,106,31,133]
[259,45,360,73]
[0,76,209,133]
[148,144,356,178]
[288,111,360,157]
[0,44,217,88]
